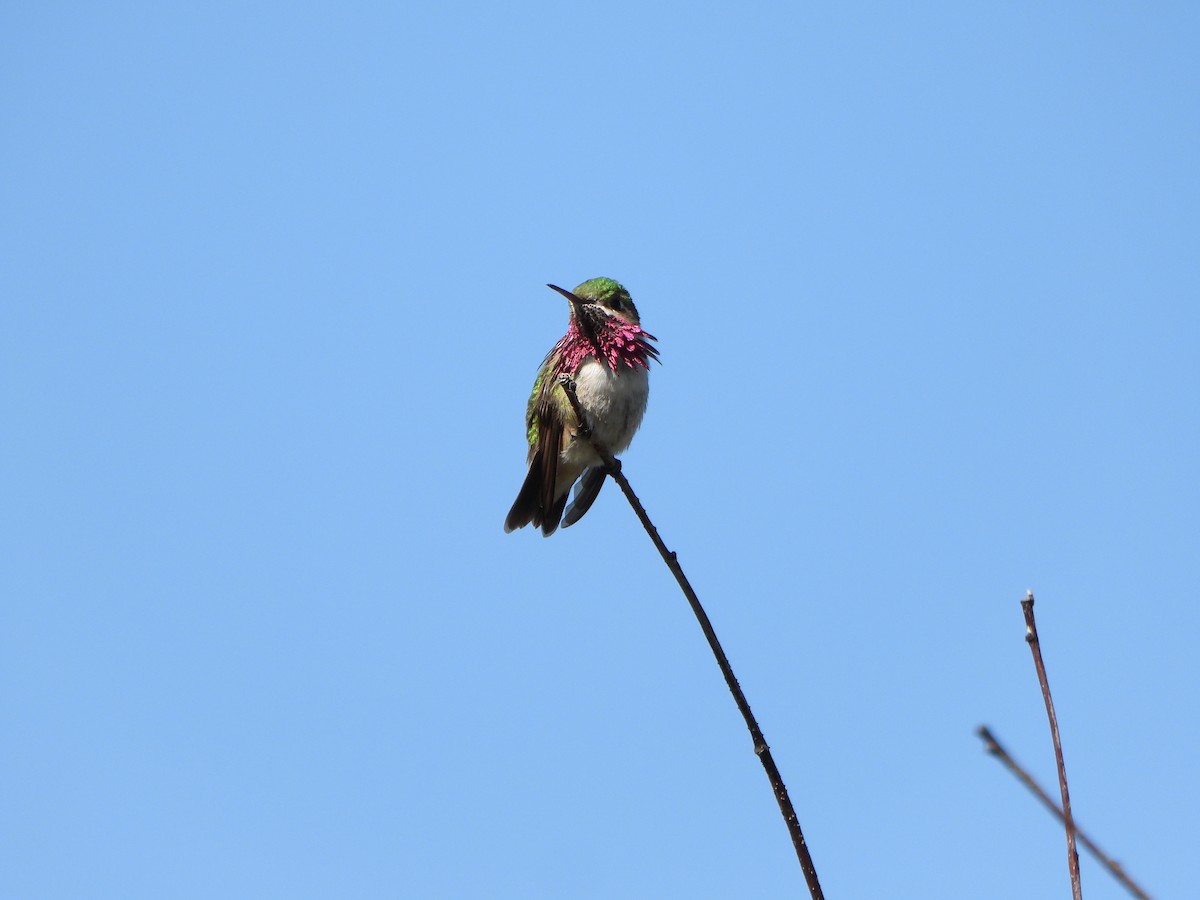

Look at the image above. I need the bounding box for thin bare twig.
[1022,590,1083,900]
[977,725,1151,899]
[558,375,824,899]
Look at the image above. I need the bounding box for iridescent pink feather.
[552,316,658,375]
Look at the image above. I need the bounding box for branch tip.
[1020,593,1082,900]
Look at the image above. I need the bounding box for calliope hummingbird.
[504,277,658,536]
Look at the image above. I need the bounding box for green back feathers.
[525,369,544,447]
[525,365,572,448]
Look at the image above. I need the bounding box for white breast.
[565,358,650,464]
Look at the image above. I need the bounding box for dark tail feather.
[504,453,544,533]
[561,467,606,528]
[541,491,568,537]
[505,447,568,536]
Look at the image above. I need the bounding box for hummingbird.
[504,277,659,536]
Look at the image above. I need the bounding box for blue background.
[3,3,1196,898]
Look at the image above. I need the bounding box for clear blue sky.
[3,3,1197,898]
